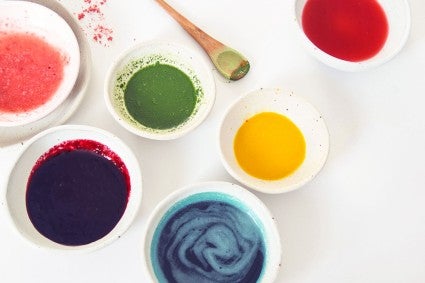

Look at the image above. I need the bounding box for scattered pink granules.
[74,0,113,46]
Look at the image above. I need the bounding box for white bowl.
[105,41,215,140]
[219,88,329,194]
[5,125,142,252]
[0,1,80,126]
[143,181,282,283]
[293,0,411,71]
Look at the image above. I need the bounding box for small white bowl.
[293,0,411,71]
[0,1,80,126]
[143,181,282,283]
[219,88,329,194]
[5,125,142,252]
[105,41,215,140]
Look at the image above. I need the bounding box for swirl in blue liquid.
[151,193,265,283]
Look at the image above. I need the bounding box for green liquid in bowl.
[124,63,197,130]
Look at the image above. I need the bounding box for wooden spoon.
[155,0,250,81]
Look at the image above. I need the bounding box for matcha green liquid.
[124,63,197,130]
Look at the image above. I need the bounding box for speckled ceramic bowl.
[105,41,215,140]
[293,0,410,71]
[219,88,329,194]
[0,1,80,126]
[143,181,282,283]
[5,125,142,252]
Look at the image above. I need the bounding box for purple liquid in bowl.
[26,139,130,246]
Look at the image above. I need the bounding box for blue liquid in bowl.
[151,192,266,283]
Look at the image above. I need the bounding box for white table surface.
[1,0,425,282]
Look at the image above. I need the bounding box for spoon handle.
[155,0,224,55]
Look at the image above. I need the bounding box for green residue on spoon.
[214,48,250,81]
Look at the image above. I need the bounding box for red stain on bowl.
[0,32,67,113]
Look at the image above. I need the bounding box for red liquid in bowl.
[301,0,389,62]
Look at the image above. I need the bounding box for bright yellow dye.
[234,112,306,180]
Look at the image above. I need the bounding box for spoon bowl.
[213,47,251,80]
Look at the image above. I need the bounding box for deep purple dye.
[26,139,130,246]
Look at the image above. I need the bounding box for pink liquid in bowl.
[0,32,66,113]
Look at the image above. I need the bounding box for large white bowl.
[293,0,411,71]
[105,41,215,140]
[143,181,282,283]
[0,1,80,126]
[219,88,329,194]
[5,125,142,252]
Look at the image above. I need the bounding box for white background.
[1,0,425,282]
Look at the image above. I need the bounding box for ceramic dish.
[293,0,411,71]
[219,88,329,194]
[5,125,142,252]
[105,41,216,140]
[143,181,281,283]
[0,1,80,126]
[0,0,90,146]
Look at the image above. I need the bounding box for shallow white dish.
[143,181,281,283]
[219,88,329,194]
[105,41,216,140]
[0,1,80,126]
[0,0,90,146]
[293,0,411,71]
[5,125,142,252]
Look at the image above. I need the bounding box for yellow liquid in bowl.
[234,112,306,180]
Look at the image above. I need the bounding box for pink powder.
[74,0,113,46]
